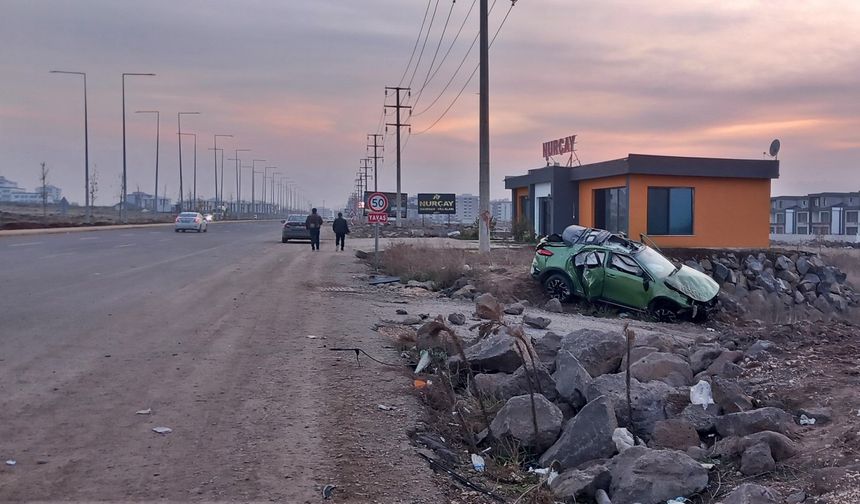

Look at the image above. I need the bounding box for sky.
[1,0,859,208]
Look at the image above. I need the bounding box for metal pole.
[135,111,159,212]
[214,134,232,214]
[50,70,91,222]
[121,72,155,222]
[395,88,402,228]
[252,159,265,214]
[192,134,197,208]
[177,112,199,211]
[478,0,491,252]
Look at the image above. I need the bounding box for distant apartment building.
[490,199,512,223]
[126,191,172,212]
[0,176,63,204]
[771,192,860,236]
[0,176,22,201]
[455,193,479,223]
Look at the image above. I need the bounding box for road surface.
[0,222,443,502]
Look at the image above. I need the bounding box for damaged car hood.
[664,265,719,302]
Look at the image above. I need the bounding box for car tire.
[543,272,574,302]
[282,237,288,243]
[203,227,208,233]
[175,229,179,233]
[649,299,681,323]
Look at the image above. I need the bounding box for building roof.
[505,154,779,189]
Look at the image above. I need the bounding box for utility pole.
[135,110,159,212]
[213,134,232,214]
[180,133,198,210]
[385,86,411,227]
[177,112,200,211]
[233,148,250,217]
[252,159,265,214]
[367,133,383,192]
[478,0,491,252]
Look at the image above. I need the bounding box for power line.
[420,0,478,95]
[398,0,434,88]
[412,0,516,136]
[411,0,457,110]
[407,0,441,89]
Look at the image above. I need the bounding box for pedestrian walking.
[332,212,350,251]
[305,208,323,251]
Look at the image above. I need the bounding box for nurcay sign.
[417,193,456,215]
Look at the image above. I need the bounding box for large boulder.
[630,352,694,387]
[740,442,775,475]
[586,373,672,439]
[742,431,798,461]
[523,314,552,329]
[710,376,754,413]
[718,483,781,504]
[690,346,725,374]
[504,302,525,315]
[552,349,593,408]
[539,395,617,470]
[714,407,793,437]
[559,329,627,377]
[475,364,558,402]
[532,331,562,371]
[544,298,564,313]
[549,465,611,503]
[475,293,503,320]
[490,394,563,452]
[774,255,793,271]
[680,403,722,433]
[713,262,732,284]
[607,446,709,504]
[650,419,700,451]
[463,328,524,373]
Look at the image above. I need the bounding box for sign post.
[367,192,389,272]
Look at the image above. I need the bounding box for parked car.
[531,225,719,321]
[175,212,208,233]
[281,214,310,243]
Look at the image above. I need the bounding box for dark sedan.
[281,214,310,242]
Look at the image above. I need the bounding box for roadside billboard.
[363,191,407,218]
[417,193,456,214]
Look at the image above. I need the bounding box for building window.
[776,213,785,224]
[847,227,859,236]
[820,211,830,223]
[594,187,628,234]
[797,212,809,223]
[647,187,694,235]
[797,226,808,235]
[847,211,858,224]
[802,201,807,207]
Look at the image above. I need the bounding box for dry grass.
[381,243,471,288]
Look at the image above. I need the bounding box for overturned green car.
[531,225,719,321]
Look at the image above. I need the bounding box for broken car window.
[609,253,644,276]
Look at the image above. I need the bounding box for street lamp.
[251,159,265,214]
[265,167,277,215]
[121,72,155,222]
[271,170,281,214]
[177,111,200,211]
[179,132,197,209]
[213,134,232,212]
[233,148,250,217]
[134,110,159,212]
[50,70,90,223]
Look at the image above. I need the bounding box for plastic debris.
[135,408,152,415]
[306,335,320,339]
[799,414,816,426]
[5,460,15,466]
[613,427,635,452]
[414,350,431,374]
[470,453,485,473]
[322,484,336,499]
[690,380,715,410]
[700,463,715,470]
[413,379,429,389]
[706,328,716,332]
[527,465,559,485]
[377,404,394,411]
[667,498,689,504]
[152,427,172,434]
[595,489,612,504]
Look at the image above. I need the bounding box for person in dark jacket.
[305,208,323,251]
[332,212,350,251]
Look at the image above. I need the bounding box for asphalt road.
[0,222,444,502]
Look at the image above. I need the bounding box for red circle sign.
[367,192,389,213]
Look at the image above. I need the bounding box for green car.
[531,225,719,321]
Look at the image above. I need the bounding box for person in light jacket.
[332,212,350,251]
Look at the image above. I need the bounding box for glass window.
[820,211,830,223]
[797,212,809,223]
[847,212,858,224]
[797,226,808,234]
[594,187,628,234]
[847,227,858,236]
[776,213,785,224]
[647,187,694,235]
[609,254,644,276]
[635,246,676,278]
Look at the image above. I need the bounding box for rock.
[740,442,775,475]
[785,491,806,504]
[630,351,693,387]
[711,376,754,413]
[550,465,611,502]
[463,328,524,373]
[523,314,551,329]
[613,427,635,452]
[475,365,558,402]
[810,464,860,496]
[490,394,563,452]
[452,284,476,300]
[719,483,781,504]
[802,272,821,284]
[354,249,369,259]
[775,255,793,271]
[714,407,793,437]
[686,446,709,461]
[756,270,779,293]
[793,290,805,304]
[402,315,422,325]
[407,279,436,291]
[680,403,722,433]
[532,331,562,371]
[742,431,798,461]
[813,295,833,314]
[544,298,563,313]
[475,293,504,320]
[713,262,732,284]
[595,489,612,504]
[690,346,725,374]
[607,446,709,504]
[396,308,408,315]
[796,256,811,276]
[685,259,704,272]
[701,259,713,271]
[553,349,593,408]
[586,373,672,439]
[650,419,700,451]
[620,345,660,368]
[504,303,525,315]
[702,350,744,378]
[539,395,618,470]
[745,256,765,274]
[559,329,626,377]
[776,269,800,285]
[798,406,832,424]
[447,312,466,326]
[746,339,777,360]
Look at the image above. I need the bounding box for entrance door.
[539,197,551,236]
[574,250,606,301]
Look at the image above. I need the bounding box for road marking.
[115,243,134,248]
[8,241,43,247]
[41,252,74,259]
[79,236,100,241]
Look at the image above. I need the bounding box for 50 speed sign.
[367,192,389,213]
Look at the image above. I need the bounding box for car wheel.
[203,227,208,233]
[175,229,179,233]
[649,299,680,323]
[543,272,574,302]
[282,237,288,243]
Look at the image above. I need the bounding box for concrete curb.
[0,219,280,238]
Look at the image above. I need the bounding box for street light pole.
[180,132,197,209]
[50,70,90,223]
[213,134,232,214]
[121,72,155,222]
[271,171,281,214]
[135,110,159,212]
[265,167,277,215]
[252,159,265,214]
[233,148,251,218]
[177,112,200,211]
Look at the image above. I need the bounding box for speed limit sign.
[367,192,389,213]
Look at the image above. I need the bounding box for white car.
[175,212,208,233]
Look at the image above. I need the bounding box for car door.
[602,252,651,309]
[573,249,606,301]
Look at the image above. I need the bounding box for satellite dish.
[769,139,781,158]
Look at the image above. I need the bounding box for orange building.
[505,154,779,248]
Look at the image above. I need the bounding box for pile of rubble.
[404,293,838,504]
[674,251,857,321]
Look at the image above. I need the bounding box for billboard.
[364,191,407,218]
[542,134,576,159]
[417,193,456,214]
